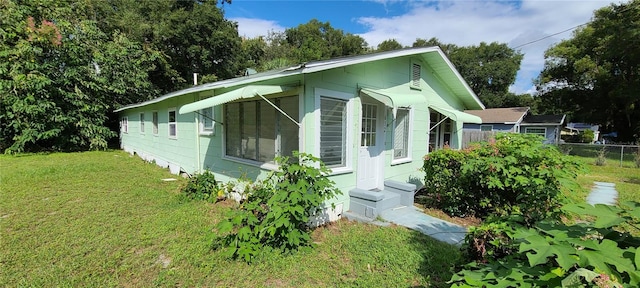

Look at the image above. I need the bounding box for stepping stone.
[586,182,618,206]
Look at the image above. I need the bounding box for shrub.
[595,146,607,166]
[463,218,520,263]
[214,152,341,262]
[451,202,640,287]
[182,170,219,202]
[581,129,595,143]
[421,133,582,225]
[421,148,472,217]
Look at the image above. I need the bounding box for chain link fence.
[557,143,640,168]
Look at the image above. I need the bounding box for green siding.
[118,53,479,215]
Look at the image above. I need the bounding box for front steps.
[346,180,416,221]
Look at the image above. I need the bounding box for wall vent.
[411,63,421,88]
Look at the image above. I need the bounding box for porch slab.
[379,206,467,245]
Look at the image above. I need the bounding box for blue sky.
[223,0,612,94]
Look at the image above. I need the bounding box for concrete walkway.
[586,182,618,206]
[379,206,467,245]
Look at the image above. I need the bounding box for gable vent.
[411,63,421,88]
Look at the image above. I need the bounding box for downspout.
[194,73,201,173]
[195,111,201,173]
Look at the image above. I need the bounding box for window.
[393,108,411,161]
[199,107,214,135]
[224,96,298,163]
[525,127,546,137]
[411,62,421,89]
[139,112,145,133]
[320,97,347,167]
[152,111,158,135]
[120,117,128,133]
[168,108,177,138]
[480,125,493,132]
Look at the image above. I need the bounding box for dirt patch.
[626,177,640,185]
[156,253,171,268]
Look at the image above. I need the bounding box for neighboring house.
[464,107,529,132]
[519,114,566,144]
[463,107,565,144]
[565,123,600,143]
[115,47,484,221]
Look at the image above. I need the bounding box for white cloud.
[230,17,285,38]
[356,0,610,94]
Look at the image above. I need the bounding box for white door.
[357,102,383,190]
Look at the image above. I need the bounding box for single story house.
[564,123,600,143]
[115,47,484,221]
[463,107,565,144]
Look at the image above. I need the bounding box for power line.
[512,23,588,49]
[512,1,638,50]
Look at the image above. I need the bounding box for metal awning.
[359,87,482,124]
[427,96,482,124]
[178,85,295,114]
[359,87,427,117]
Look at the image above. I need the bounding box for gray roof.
[115,46,484,112]
[521,114,566,125]
[464,107,530,124]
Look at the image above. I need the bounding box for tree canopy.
[413,38,525,108]
[537,0,640,141]
[0,0,551,153]
[0,0,242,153]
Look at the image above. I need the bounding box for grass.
[570,155,640,204]
[0,151,460,287]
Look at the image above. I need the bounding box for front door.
[357,102,383,190]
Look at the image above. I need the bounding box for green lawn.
[0,151,459,287]
[571,155,640,204]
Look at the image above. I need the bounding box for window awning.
[427,96,482,124]
[178,85,295,115]
[359,87,427,117]
[359,87,482,124]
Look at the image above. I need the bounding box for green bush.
[421,148,471,217]
[463,218,520,263]
[214,152,341,262]
[182,170,219,202]
[451,202,640,287]
[421,133,582,225]
[581,129,595,143]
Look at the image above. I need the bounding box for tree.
[284,19,368,63]
[412,38,524,108]
[538,0,640,141]
[377,39,403,51]
[448,42,523,108]
[412,37,457,54]
[0,0,159,152]
[81,0,241,90]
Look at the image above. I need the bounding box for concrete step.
[378,191,402,212]
[342,211,390,226]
